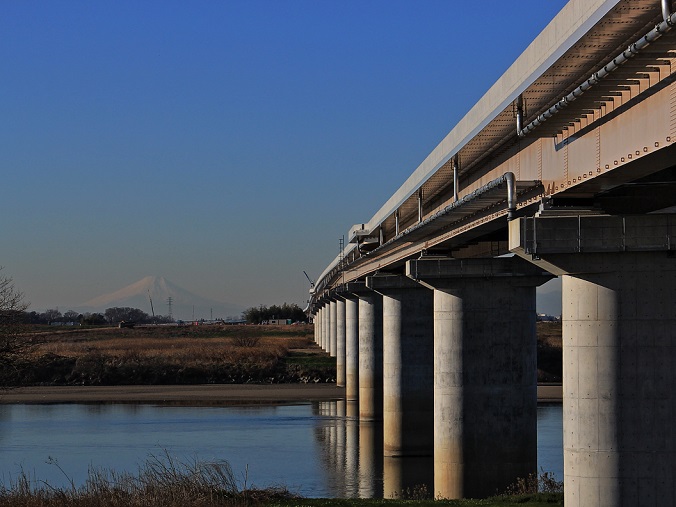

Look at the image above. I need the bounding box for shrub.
[504,468,563,495]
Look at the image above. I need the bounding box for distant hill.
[79,276,243,321]
[536,278,562,317]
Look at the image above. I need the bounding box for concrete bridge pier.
[350,283,383,421]
[336,296,347,386]
[511,214,676,507]
[321,300,331,353]
[315,305,321,350]
[407,256,552,499]
[329,298,338,357]
[367,274,434,458]
[313,308,320,347]
[339,286,360,403]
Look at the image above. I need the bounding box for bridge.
[307,0,676,504]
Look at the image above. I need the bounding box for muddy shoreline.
[0,383,562,405]
[0,384,346,406]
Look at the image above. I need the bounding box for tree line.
[242,303,306,324]
[23,307,173,326]
[21,303,307,326]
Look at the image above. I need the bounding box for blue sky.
[1,0,567,312]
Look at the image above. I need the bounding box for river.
[0,402,562,498]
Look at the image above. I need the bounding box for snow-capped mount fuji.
[80,276,243,321]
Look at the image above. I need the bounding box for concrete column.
[367,274,434,458]
[312,314,319,343]
[329,299,337,357]
[322,303,329,352]
[407,257,552,499]
[336,298,346,386]
[345,295,359,402]
[510,214,676,507]
[351,285,383,421]
[315,309,322,347]
[560,263,676,507]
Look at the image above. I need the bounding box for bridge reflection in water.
[312,400,562,499]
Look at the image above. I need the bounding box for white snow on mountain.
[79,276,243,321]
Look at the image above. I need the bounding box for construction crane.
[148,290,155,318]
[303,271,315,288]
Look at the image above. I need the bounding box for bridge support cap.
[366,273,426,293]
[336,281,368,298]
[406,256,553,290]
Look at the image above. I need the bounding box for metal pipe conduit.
[663,0,674,25]
[358,172,519,256]
[314,172,519,300]
[506,171,517,220]
[453,156,459,202]
[518,1,676,137]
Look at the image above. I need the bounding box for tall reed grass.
[0,453,296,507]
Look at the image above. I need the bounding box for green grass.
[267,494,563,506]
[283,351,336,368]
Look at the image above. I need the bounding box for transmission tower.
[339,235,345,284]
[166,296,173,320]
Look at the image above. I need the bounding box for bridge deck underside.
[313,0,676,299]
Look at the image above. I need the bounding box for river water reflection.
[0,401,562,498]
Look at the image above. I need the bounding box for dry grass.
[2,324,335,386]
[36,336,287,368]
[536,322,562,383]
[0,453,297,507]
[29,325,313,369]
[536,322,562,349]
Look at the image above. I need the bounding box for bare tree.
[0,268,31,371]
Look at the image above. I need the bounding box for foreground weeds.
[0,453,297,507]
[0,454,563,507]
[502,469,563,496]
[0,456,563,507]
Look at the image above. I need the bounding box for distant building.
[266,319,291,325]
[536,313,561,322]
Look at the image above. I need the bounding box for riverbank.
[1,324,337,387]
[0,383,346,405]
[0,383,562,405]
